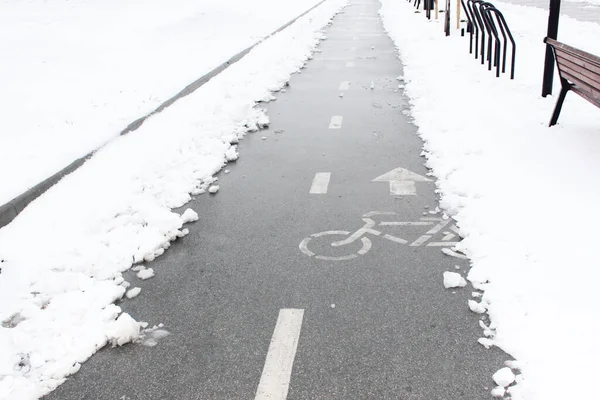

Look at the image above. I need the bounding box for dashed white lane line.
[329,116,343,129]
[345,61,355,67]
[310,173,331,194]
[255,309,304,400]
[338,81,351,91]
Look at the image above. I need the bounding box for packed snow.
[565,0,600,6]
[125,288,141,300]
[180,208,200,224]
[442,271,467,288]
[380,0,600,399]
[493,367,516,387]
[0,0,347,398]
[0,0,325,205]
[136,268,155,281]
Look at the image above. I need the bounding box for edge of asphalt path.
[0,0,329,230]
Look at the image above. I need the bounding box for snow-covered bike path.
[46,1,509,398]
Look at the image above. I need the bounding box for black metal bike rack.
[409,0,515,79]
[462,0,516,78]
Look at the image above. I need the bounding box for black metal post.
[542,0,561,97]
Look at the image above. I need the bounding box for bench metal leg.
[549,79,571,127]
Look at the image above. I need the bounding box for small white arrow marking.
[372,168,431,195]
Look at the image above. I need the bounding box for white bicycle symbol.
[299,211,459,261]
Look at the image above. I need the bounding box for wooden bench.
[544,38,600,126]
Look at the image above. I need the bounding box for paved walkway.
[503,0,600,24]
[45,1,508,399]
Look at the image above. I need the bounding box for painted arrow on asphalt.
[372,168,431,195]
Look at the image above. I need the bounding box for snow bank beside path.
[0,0,348,398]
[380,1,600,399]
[0,0,324,205]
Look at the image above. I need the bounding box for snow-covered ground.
[565,0,600,6]
[0,0,348,398]
[380,1,600,399]
[0,0,325,206]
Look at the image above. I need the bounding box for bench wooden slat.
[558,60,600,93]
[556,55,600,87]
[560,70,600,104]
[545,37,600,68]
[555,51,600,77]
[569,87,600,109]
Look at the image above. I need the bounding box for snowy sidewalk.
[501,0,600,24]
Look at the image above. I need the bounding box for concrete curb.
[0,0,328,230]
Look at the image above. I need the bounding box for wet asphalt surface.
[45,1,509,399]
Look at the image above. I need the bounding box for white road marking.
[379,221,433,226]
[255,309,304,400]
[426,242,459,247]
[442,233,456,241]
[372,168,431,196]
[390,181,416,195]
[310,173,331,194]
[318,57,357,61]
[329,116,343,129]
[410,235,431,247]
[363,211,397,218]
[345,61,355,67]
[383,234,408,244]
[339,81,351,91]
[426,219,451,235]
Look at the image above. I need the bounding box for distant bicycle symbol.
[299,211,458,261]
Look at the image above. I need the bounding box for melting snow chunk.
[105,313,141,347]
[208,185,219,194]
[443,271,467,288]
[442,248,468,259]
[370,81,375,89]
[140,325,171,347]
[491,386,506,397]
[225,146,238,161]
[137,268,155,280]
[126,287,141,299]
[180,208,199,224]
[468,299,487,313]
[478,338,494,349]
[493,367,516,387]
[191,187,206,195]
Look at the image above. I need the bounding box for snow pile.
[380,0,600,399]
[0,0,348,398]
[565,0,600,6]
[0,0,324,205]
[105,313,142,347]
[442,271,467,288]
[180,208,199,224]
